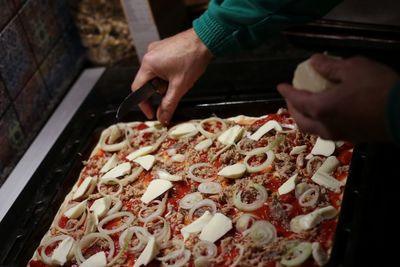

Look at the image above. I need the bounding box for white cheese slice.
[278,173,298,195]
[249,120,282,141]
[72,176,94,200]
[64,200,87,219]
[80,251,107,267]
[311,138,335,157]
[101,162,131,181]
[141,179,173,204]
[289,145,307,156]
[290,206,337,233]
[170,123,198,138]
[126,146,154,161]
[157,170,182,181]
[133,236,159,267]
[181,211,213,240]
[195,139,213,151]
[51,236,74,265]
[292,58,334,93]
[90,196,112,218]
[199,213,232,243]
[134,155,156,171]
[311,171,343,192]
[317,156,340,174]
[100,154,118,173]
[85,212,99,234]
[218,163,246,179]
[305,153,313,160]
[171,154,185,162]
[217,125,243,145]
[145,121,162,128]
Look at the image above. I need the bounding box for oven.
[1,13,400,267]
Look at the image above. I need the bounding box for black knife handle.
[150,78,168,95]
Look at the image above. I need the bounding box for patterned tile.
[0,79,10,116]
[14,71,51,141]
[0,0,14,31]
[11,0,27,10]
[54,0,74,31]
[40,38,71,103]
[20,0,61,63]
[0,16,37,99]
[0,106,26,186]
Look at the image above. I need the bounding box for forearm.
[193,0,341,56]
[386,81,400,143]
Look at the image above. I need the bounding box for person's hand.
[131,28,213,124]
[278,54,399,143]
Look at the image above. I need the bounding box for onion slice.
[188,199,217,220]
[39,235,73,265]
[74,232,115,264]
[179,192,203,210]
[198,182,222,194]
[243,220,277,246]
[100,126,128,152]
[233,183,268,211]
[198,117,227,139]
[193,240,217,259]
[97,211,135,235]
[244,149,275,173]
[139,193,168,222]
[188,163,216,183]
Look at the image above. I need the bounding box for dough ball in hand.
[292,58,333,93]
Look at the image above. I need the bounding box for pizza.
[28,108,352,267]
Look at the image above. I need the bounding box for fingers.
[157,80,187,125]
[309,53,344,82]
[131,65,157,119]
[277,83,319,118]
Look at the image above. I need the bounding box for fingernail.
[160,110,171,125]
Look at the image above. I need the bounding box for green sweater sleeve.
[386,81,400,143]
[193,0,341,56]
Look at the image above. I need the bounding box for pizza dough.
[28,112,352,267]
[292,58,333,93]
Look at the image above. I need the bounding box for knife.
[116,78,168,119]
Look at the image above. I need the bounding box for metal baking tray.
[0,97,364,267]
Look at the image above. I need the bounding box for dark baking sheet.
[0,96,363,267]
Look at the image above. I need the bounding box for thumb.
[309,53,344,82]
[157,80,187,125]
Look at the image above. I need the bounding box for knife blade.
[116,78,167,119]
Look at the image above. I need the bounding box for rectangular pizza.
[28,108,352,267]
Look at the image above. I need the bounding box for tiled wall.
[0,0,84,186]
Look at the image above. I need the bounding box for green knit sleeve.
[386,81,400,143]
[193,0,341,56]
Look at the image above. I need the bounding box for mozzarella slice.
[51,236,74,265]
[90,196,112,218]
[217,125,243,145]
[317,156,339,174]
[72,176,94,200]
[85,212,99,235]
[181,211,213,240]
[195,139,213,151]
[126,146,154,161]
[80,251,107,267]
[218,163,246,179]
[311,138,335,157]
[289,145,307,156]
[292,58,334,93]
[145,121,162,128]
[290,206,337,233]
[134,155,156,171]
[100,154,118,173]
[64,200,87,219]
[101,162,131,181]
[134,236,159,267]
[157,170,182,182]
[278,173,298,195]
[141,179,173,204]
[249,120,282,141]
[311,171,343,192]
[171,154,185,162]
[199,213,232,243]
[170,123,198,138]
